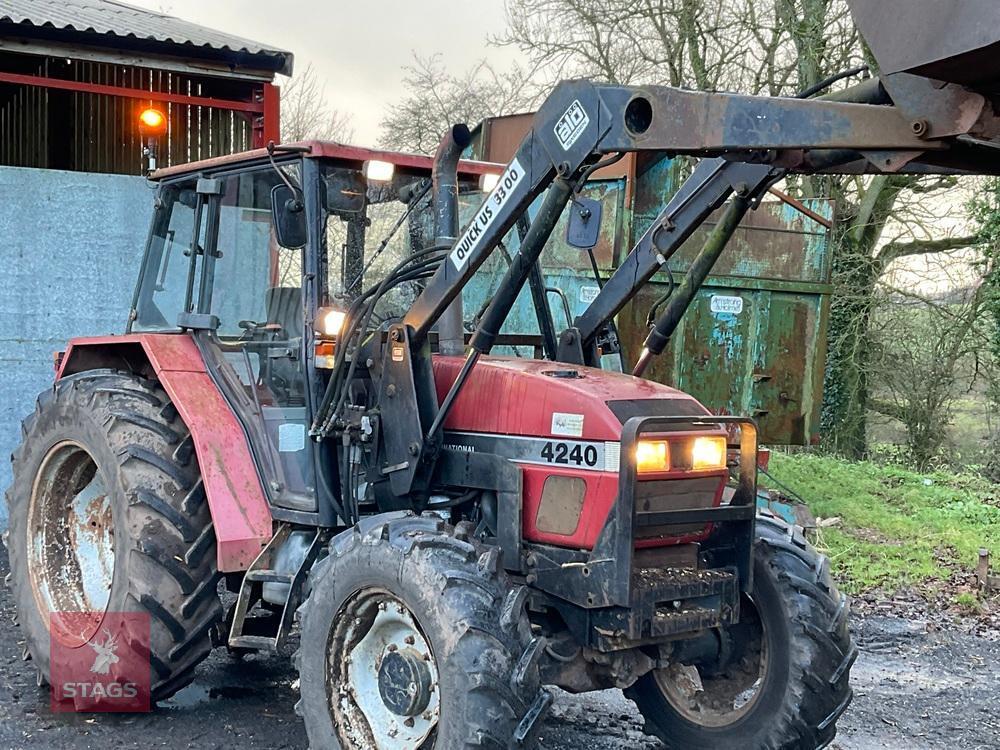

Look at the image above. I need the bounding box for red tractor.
[7,2,1000,746]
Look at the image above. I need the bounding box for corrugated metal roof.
[0,0,293,74]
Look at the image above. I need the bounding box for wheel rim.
[27,441,115,645]
[654,595,768,728]
[328,589,440,749]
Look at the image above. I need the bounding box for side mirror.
[271,184,307,249]
[566,197,603,249]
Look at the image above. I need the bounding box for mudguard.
[56,333,272,572]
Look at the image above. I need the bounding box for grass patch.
[762,452,1000,594]
[954,591,981,613]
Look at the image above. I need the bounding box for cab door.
[194,165,318,513]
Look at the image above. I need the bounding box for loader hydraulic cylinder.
[470,177,575,354]
[633,192,753,377]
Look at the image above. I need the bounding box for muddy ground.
[1,546,999,750]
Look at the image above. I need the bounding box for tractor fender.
[56,333,272,572]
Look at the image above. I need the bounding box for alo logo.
[50,611,151,713]
[554,100,590,151]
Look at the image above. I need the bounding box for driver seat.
[264,286,303,340]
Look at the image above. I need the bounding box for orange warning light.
[138,108,166,135]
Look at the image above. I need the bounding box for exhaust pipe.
[432,123,473,356]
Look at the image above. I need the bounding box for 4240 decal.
[540,441,599,468]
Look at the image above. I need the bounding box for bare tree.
[868,280,986,468]
[280,64,355,143]
[378,54,535,154]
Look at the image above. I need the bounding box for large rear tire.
[296,513,545,749]
[5,370,223,702]
[627,511,856,749]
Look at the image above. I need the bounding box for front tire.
[5,370,223,703]
[627,511,856,749]
[296,513,545,749]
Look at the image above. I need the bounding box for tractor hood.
[432,356,714,442]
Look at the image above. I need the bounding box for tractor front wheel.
[5,370,223,703]
[627,512,856,749]
[296,513,546,749]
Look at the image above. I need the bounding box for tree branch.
[876,234,981,266]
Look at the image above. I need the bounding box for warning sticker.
[450,158,523,271]
[551,412,584,437]
[710,295,744,315]
[278,423,306,453]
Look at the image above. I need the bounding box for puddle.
[160,682,257,709]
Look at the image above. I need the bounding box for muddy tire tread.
[5,370,223,702]
[295,513,545,749]
[629,509,854,749]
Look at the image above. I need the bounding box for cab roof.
[151,141,504,181]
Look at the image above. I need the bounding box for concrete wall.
[0,166,151,528]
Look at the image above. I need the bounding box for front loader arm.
[571,158,780,360]
[375,74,1000,499]
[402,76,989,350]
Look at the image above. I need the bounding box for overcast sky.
[129,1,520,146]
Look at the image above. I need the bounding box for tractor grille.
[634,477,721,540]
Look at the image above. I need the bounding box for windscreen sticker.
[278,423,306,453]
[551,412,585,437]
[450,158,523,272]
[579,285,600,304]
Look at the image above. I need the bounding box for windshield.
[321,165,499,326]
[319,163,585,358]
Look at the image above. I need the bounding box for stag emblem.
[89,628,121,675]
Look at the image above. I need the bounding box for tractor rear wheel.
[296,513,546,749]
[4,370,223,703]
[627,511,856,749]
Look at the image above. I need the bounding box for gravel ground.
[2,546,999,749]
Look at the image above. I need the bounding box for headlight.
[316,307,346,339]
[635,440,670,474]
[691,436,727,471]
[363,159,395,182]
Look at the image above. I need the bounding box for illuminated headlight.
[691,436,727,471]
[635,440,670,474]
[364,159,395,182]
[316,307,346,339]
[480,172,501,192]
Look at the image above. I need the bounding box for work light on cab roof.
[363,159,395,182]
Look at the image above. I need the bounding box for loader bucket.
[848,0,1000,87]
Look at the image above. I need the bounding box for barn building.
[0,0,292,174]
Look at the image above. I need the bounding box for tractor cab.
[129,143,505,517]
